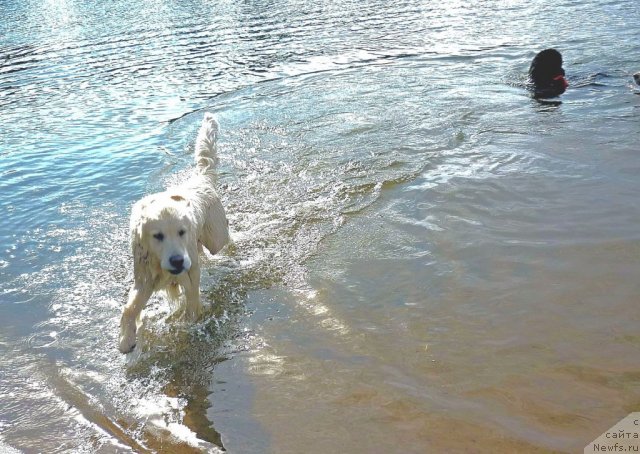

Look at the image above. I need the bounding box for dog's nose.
[169,255,184,270]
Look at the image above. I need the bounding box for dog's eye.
[178,229,185,237]
[153,233,164,241]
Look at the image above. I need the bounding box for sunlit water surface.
[1,0,640,452]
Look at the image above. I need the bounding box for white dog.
[118,113,229,354]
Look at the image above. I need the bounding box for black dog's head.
[529,48,568,98]
[633,72,640,86]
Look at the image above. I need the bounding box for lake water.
[1,0,640,452]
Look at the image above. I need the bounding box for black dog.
[634,72,640,86]
[529,48,568,98]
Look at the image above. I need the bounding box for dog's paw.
[184,304,204,321]
[166,302,203,323]
[118,320,137,354]
[118,340,136,354]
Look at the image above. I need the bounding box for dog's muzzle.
[168,255,186,275]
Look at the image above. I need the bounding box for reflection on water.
[2,0,640,452]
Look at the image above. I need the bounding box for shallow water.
[1,0,640,452]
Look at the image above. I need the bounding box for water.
[1,0,640,452]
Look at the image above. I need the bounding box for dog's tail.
[194,113,219,175]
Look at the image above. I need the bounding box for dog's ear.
[130,199,149,249]
[130,201,157,285]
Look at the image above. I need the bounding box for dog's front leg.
[119,284,153,353]
[183,266,204,320]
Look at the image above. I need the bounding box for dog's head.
[131,193,195,277]
[529,48,568,98]
[633,72,640,86]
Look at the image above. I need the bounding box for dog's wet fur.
[529,48,568,99]
[118,114,229,354]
